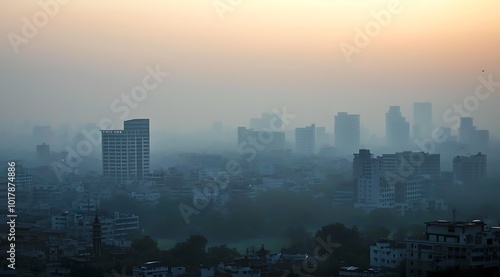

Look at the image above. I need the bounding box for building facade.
[334,112,360,156]
[458,117,490,153]
[413,102,433,141]
[386,106,410,151]
[406,220,500,276]
[237,127,286,154]
[453,152,487,185]
[295,124,316,155]
[370,239,406,269]
[101,119,150,184]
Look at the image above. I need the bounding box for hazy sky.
[1,0,500,140]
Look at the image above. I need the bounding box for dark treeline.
[99,185,469,244]
[99,179,500,262]
[50,178,500,276]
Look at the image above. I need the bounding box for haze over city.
[1,1,500,140]
[1,1,500,276]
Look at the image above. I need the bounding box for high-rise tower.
[101,119,150,184]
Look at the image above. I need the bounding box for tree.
[366,208,400,230]
[364,225,391,243]
[314,223,369,274]
[100,193,142,215]
[393,226,408,242]
[168,235,208,266]
[284,225,310,244]
[205,245,240,265]
[131,236,160,261]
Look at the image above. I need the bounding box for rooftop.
[425,219,486,227]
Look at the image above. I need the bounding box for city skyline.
[2,1,500,276]
[1,1,500,140]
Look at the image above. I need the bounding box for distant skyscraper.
[458,117,489,152]
[101,119,150,184]
[315,126,332,149]
[413,102,433,140]
[237,127,285,154]
[295,124,316,155]
[334,112,360,156]
[250,113,282,131]
[36,143,50,162]
[475,130,489,149]
[458,117,475,145]
[386,106,410,150]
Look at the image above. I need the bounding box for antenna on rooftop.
[452,207,457,222]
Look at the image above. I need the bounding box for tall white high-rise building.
[101,119,150,184]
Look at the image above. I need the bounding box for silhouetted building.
[315,126,332,149]
[295,124,316,155]
[250,113,282,131]
[237,127,286,154]
[353,149,374,180]
[386,106,410,150]
[453,153,487,185]
[101,119,150,184]
[413,102,433,140]
[476,130,490,149]
[36,143,50,162]
[458,117,474,145]
[458,117,489,153]
[334,112,360,155]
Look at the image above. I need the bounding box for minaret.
[92,213,102,258]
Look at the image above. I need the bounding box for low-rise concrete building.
[370,239,406,269]
[406,219,500,276]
